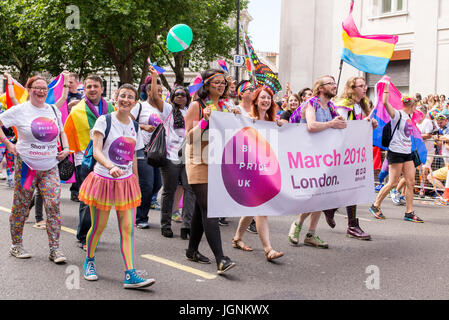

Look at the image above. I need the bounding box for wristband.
[1,136,8,143]
[198,118,209,130]
[63,146,69,150]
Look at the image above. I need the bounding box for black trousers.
[187,184,224,263]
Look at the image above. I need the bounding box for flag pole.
[336,59,344,95]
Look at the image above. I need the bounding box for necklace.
[205,96,228,112]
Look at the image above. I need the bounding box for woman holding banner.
[369,79,424,223]
[323,76,375,240]
[288,75,347,248]
[184,69,236,274]
[231,86,284,261]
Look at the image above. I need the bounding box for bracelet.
[63,85,69,88]
[198,118,209,130]
[63,146,69,150]
[1,136,8,143]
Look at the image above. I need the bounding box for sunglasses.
[173,92,187,97]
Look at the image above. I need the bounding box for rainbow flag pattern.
[371,76,427,164]
[341,1,398,75]
[0,77,28,111]
[64,100,115,153]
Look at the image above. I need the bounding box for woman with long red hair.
[231,86,284,261]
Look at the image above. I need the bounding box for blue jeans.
[136,150,162,224]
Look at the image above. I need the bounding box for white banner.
[207,112,375,217]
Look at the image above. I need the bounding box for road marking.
[0,205,78,234]
[61,226,77,235]
[335,213,371,222]
[141,254,217,280]
[0,206,11,213]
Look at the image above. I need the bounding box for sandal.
[265,248,284,261]
[232,238,253,251]
[33,220,46,230]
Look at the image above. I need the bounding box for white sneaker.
[10,245,31,259]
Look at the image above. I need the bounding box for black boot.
[180,228,190,240]
[347,218,371,240]
[323,208,337,228]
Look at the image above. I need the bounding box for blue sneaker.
[390,189,402,206]
[84,257,98,281]
[124,269,155,289]
[151,202,161,211]
[374,184,384,192]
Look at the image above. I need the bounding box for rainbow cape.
[341,1,398,75]
[64,99,115,153]
[371,76,427,164]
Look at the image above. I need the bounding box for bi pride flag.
[207,112,375,217]
[341,1,398,75]
[371,76,427,164]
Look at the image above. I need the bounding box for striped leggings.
[86,206,136,271]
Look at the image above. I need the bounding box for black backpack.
[381,113,402,148]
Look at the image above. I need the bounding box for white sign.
[233,55,244,66]
[207,112,375,217]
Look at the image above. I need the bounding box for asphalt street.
[1,182,449,301]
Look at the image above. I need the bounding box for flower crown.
[401,95,413,103]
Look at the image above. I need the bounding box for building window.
[381,0,405,14]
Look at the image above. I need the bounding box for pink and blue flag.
[217,59,228,73]
[341,1,398,75]
[46,73,76,183]
[147,58,166,75]
[46,74,69,123]
[371,76,427,163]
[20,161,36,191]
[188,73,203,97]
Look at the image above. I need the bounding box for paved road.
[1,182,449,302]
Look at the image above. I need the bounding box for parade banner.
[207,113,375,217]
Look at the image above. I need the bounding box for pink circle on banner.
[108,137,136,165]
[148,114,162,127]
[31,117,59,142]
[221,127,281,207]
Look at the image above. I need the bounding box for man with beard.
[288,75,346,248]
[322,77,376,241]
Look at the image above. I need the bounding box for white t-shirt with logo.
[91,113,144,179]
[389,109,413,154]
[160,102,186,162]
[0,102,63,171]
[131,101,163,147]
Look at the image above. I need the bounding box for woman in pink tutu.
[79,84,155,289]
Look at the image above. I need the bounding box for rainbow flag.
[341,1,398,75]
[371,76,427,164]
[0,77,28,110]
[64,99,115,153]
